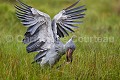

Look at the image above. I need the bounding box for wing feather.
[57,23,69,36]
[27,40,45,53]
[15,5,30,13]
[65,5,86,13]
[57,26,64,37]
[53,0,86,38]
[15,0,54,55]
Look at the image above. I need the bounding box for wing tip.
[65,0,81,10]
[15,0,32,8]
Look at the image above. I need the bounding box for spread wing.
[15,0,54,54]
[53,0,86,38]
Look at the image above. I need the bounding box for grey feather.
[57,26,64,37]
[65,0,80,10]
[16,0,31,9]
[66,9,87,15]
[26,40,45,53]
[67,14,85,20]
[27,22,40,35]
[64,21,83,25]
[34,50,47,61]
[15,5,30,13]
[65,5,85,13]
[59,22,74,32]
[63,23,78,29]
[57,23,69,36]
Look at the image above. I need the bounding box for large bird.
[15,0,86,67]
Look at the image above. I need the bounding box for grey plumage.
[15,0,86,67]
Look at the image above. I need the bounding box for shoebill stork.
[15,0,86,67]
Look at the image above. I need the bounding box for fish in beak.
[66,48,74,63]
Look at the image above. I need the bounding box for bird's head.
[65,37,76,63]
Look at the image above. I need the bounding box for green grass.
[0,0,120,80]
